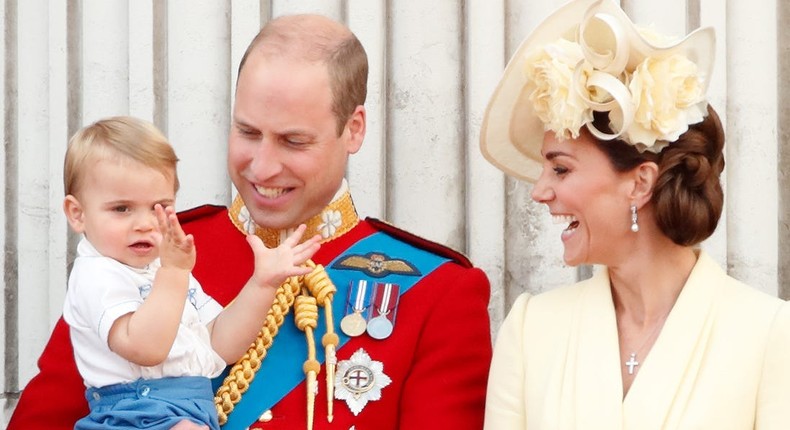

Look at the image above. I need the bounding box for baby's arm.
[209,224,320,363]
[107,204,194,366]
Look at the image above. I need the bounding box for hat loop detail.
[575,68,635,141]
[579,12,629,75]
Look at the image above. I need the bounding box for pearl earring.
[630,204,639,233]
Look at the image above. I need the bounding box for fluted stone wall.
[2,0,787,423]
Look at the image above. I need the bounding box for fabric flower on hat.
[626,54,707,152]
[524,39,596,139]
[520,17,708,153]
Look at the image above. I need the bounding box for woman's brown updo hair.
[590,105,725,246]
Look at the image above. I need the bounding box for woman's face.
[531,131,634,266]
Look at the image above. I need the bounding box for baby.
[61,116,320,429]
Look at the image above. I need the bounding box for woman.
[479,0,790,428]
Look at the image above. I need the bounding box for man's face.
[228,53,364,230]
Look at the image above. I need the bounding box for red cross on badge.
[334,349,392,416]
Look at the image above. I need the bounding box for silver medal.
[367,282,398,340]
[366,315,393,339]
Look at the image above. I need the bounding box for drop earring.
[630,204,639,233]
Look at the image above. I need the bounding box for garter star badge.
[334,348,392,416]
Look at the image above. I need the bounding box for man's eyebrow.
[232,118,253,127]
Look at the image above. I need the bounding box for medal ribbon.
[352,280,369,313]
[373,283,398,319]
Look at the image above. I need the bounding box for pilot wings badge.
[331,252,420,278]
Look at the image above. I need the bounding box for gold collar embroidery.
[228,190,360,248]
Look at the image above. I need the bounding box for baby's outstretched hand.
[155,204,196,271]
[246,224,321,288]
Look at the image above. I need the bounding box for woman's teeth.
[552,214,579,232]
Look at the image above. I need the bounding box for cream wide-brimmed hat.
[479,0,715,182]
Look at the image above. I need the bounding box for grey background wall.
[2,0,788,423]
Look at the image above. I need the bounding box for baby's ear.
[63,195,86,233]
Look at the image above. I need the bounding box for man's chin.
[247,210,302,231]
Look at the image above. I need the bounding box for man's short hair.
[237,15,369,135]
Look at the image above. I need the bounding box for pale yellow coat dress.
[485,251,790,430]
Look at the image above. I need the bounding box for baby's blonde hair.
[63,116,179,197]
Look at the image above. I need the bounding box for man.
[9,14,492,430]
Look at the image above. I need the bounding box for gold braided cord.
[213,260,341,426]
[303,261,336,303]
[214,275,302,425]
[302,261,339,422]
[295,290,319,331]
[295,290,320,430]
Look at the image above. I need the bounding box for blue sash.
[219,231,449,429]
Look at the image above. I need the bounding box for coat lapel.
[623,251,719,429]
[569,270,624,430]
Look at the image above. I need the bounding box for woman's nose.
[530,170,554,203]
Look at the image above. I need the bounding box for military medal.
[341,312,367,337]
[366,315,393,339]
[340,280,371,337]
[366,283,399,340]
[334,348,392,416]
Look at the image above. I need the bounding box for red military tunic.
[9,194,491,430]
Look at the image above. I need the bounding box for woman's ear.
[63,195,86,233]
[630,161,659,208]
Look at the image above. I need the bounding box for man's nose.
[249,140,284,180]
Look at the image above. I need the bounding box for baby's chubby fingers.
[281,224,320,262]
[245,234,314,287]
[283,224,309,246]
[155,204,171,234]
[156,204,191,247]
[157,206,196,270]
[245,234,267,256]
[292,234,321,263]
[164,207,190,246]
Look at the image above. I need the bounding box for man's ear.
[63,195,86,233]
[344,105,366,154]
[630,161,659,208]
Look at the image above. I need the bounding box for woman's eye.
[113,206,129,213]
[553,166,568,175]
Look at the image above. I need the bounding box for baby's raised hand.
[155,204,196,271]
[246,224,321,289]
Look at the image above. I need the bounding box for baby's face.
[67,158,176,269]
